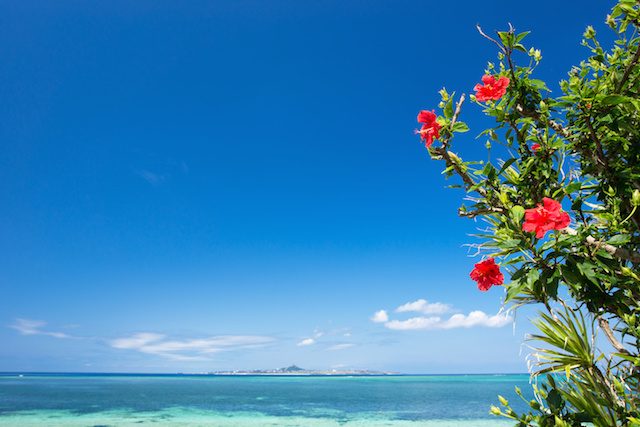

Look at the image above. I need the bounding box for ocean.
[0,373,533,426]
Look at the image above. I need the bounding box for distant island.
[206,365,396,376]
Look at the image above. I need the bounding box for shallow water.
[0,374,532,426]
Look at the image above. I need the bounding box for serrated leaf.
[498,158,516,176]
[607,234,631,245]
[511,205,525,223]
[444,98,454,119]
[600,95,626,104]
[529,79,550,91]
[565,182,582,194]
[452,121,469,133]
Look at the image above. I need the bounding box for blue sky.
[0,1,612,373]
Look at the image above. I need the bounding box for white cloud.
[110,333,274,361]
[370,310,389,323]
[327,343,355,351]
[384,317,442,330]
[10,319,71,339]
[297,338,315,347]
[395,299,452,315]
[384,311,512,331]
[372,297,511,331]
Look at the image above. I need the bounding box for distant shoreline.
[0,372,530,377]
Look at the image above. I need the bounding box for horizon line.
[0,371,531,376]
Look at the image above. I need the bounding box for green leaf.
[515,31,530,43]
[546,389,564,411]
[497,31,511,47]
[444,97,454,119]
[529,79,550,92]
[597,94,640,109]
[546,277,559,299]
[511,205,525,223]
[576,261,597,282]
[607,234,631,245]
[498,158,516,176]
[565,182,582,194]
[451,121,469,133]
[526,268,540,289]
[560,264,581,287]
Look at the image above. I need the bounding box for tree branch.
[458,207,505,218]
[598,318,631,356]
[433,94,490,197]
[564,227,640,264]
[585,116,609,170]
[476,25,505,53]
[445,94,466,143]
[615,44,640,93]
[516,105,570,139]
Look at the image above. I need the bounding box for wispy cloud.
[370,310,389,323]
[371,298,512,331]
[327,343,355,351]
[10,318,71,339]
[136,169,165,185]
[134,159,189,186]
[110,333,275,361]
[395,299,452,315]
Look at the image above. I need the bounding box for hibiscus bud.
[584,25,596,39]
[490,406,502,416]
[533,49,542,61]
[539,100,548,113]
[503,167,519,182]
[632,189,640,207]
[499,191,509,205]
[528,48,542,62]
[498,395,509,406]
[621,266,640,280]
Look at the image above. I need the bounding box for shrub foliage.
[417,1,640,425]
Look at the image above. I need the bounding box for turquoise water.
[0,374,532,426]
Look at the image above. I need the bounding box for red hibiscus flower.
[531,143,541,152]
[522,197,571,238]
[416,110,441,148]
[474,75,510,102]
[470,258,504,291]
